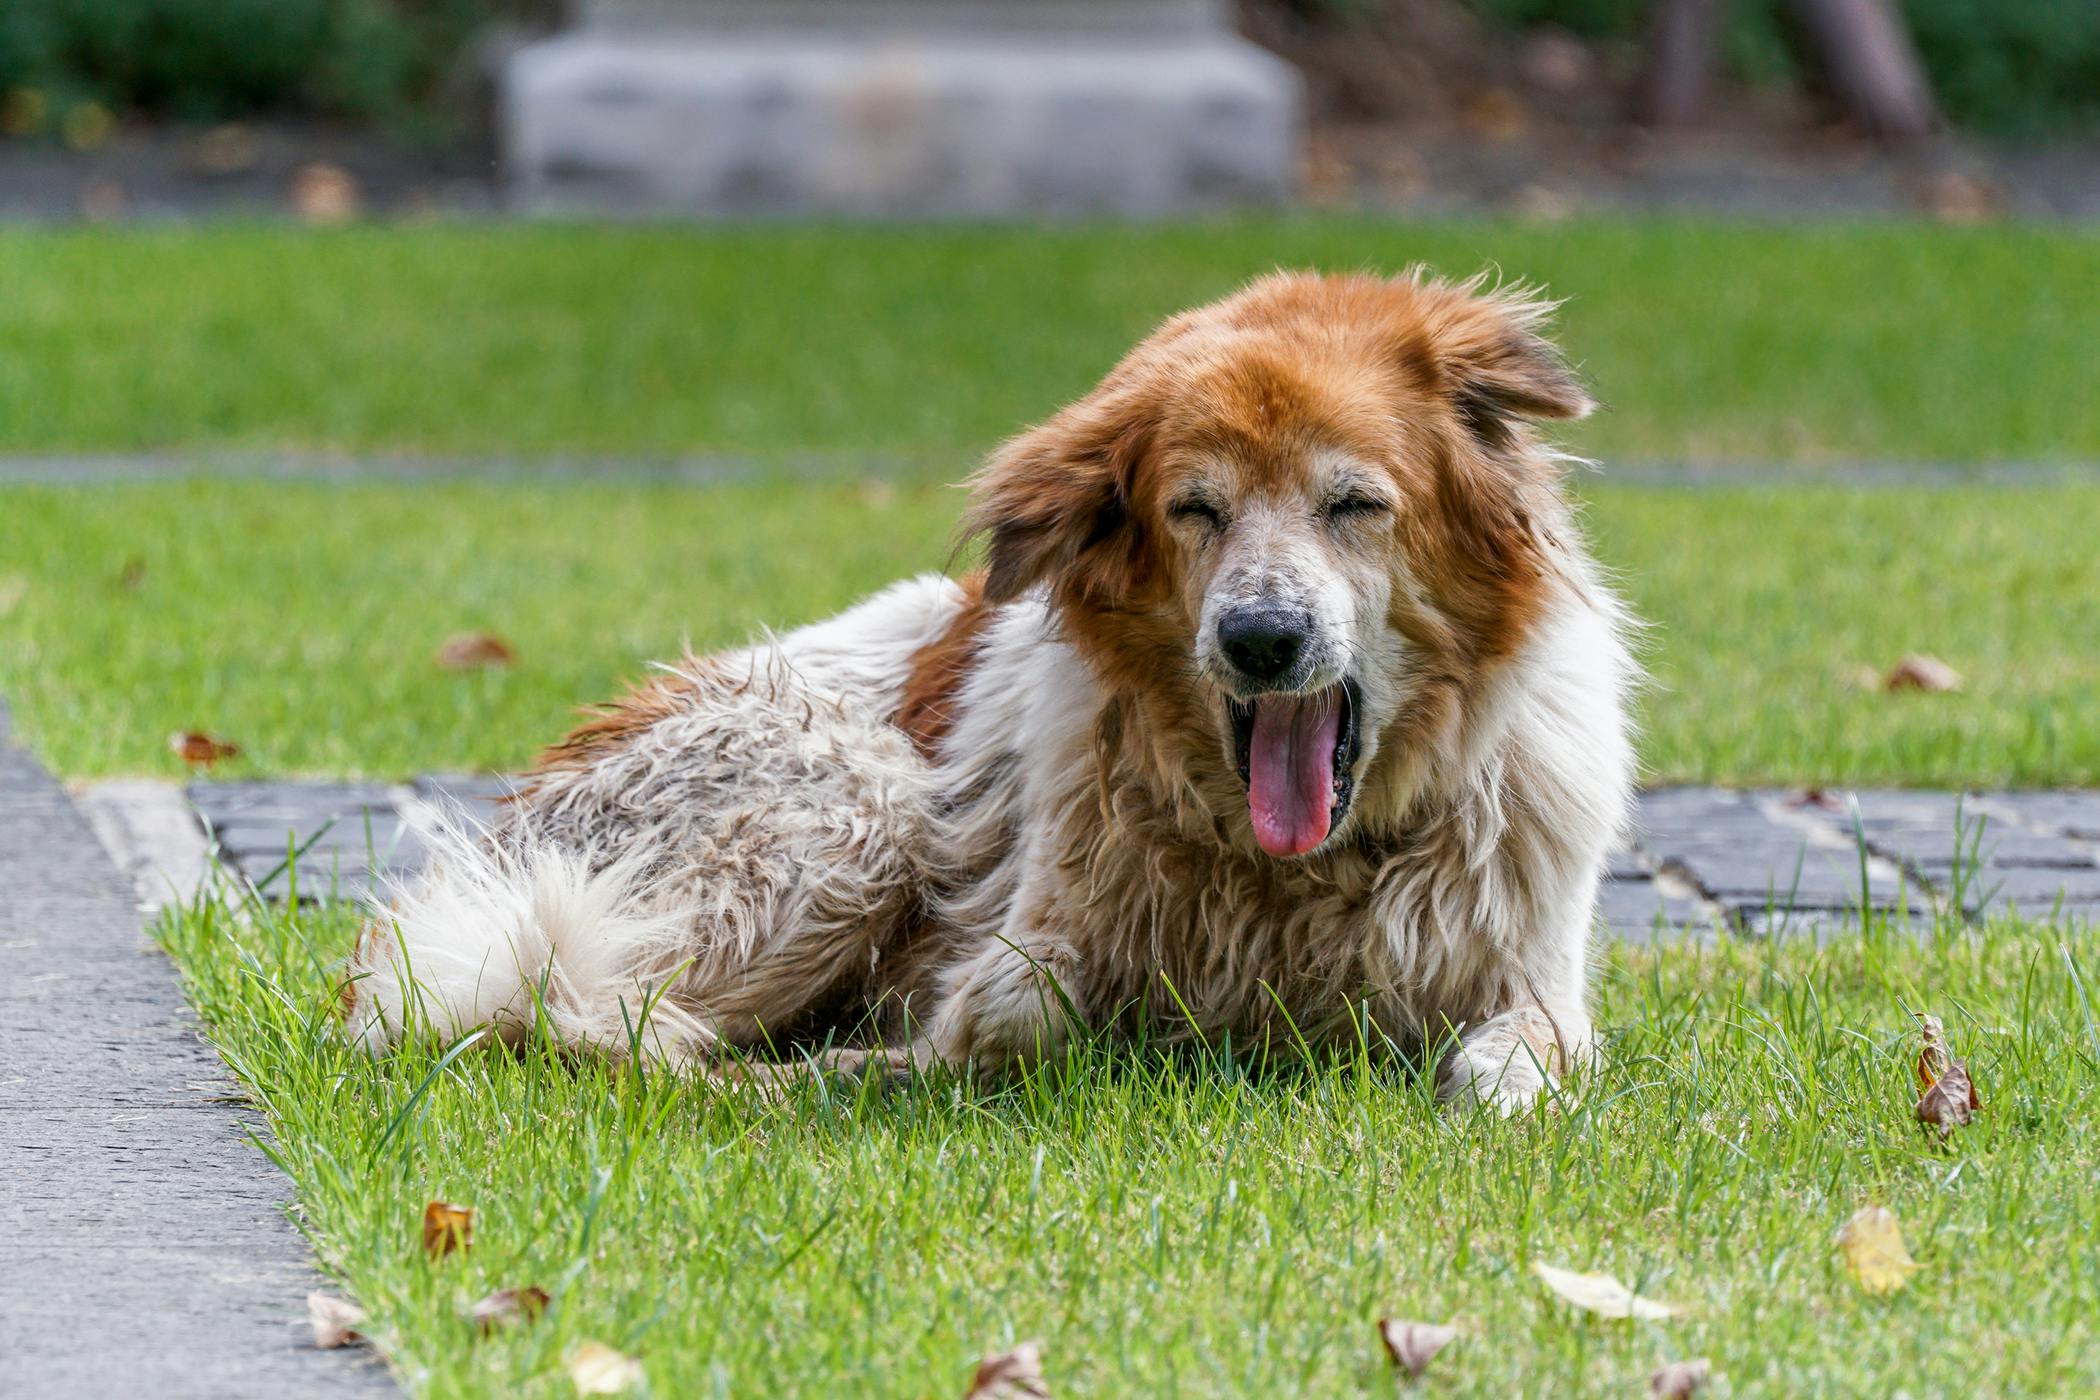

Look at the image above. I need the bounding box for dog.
[346,269,1637,1112]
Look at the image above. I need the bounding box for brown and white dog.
[347,270,1637,1112]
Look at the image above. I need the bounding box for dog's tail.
[342,808,710,1062]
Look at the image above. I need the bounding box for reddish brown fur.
[960,271,1589,811]
[894,570,994,759]
[530,668,706,777]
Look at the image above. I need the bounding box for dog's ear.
[963,389,1158,607]
[1424,283,1593,451]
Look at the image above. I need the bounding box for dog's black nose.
[1217,603,1313,686]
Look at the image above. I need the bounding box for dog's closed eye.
[1325,491,1391,520]
[1169,496,1227,529]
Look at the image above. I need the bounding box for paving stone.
[185,780,396,820]
[1635,788,1928,924]
[1969,865,2100,913]
[0,704,390,1398]
[1603,843,1649,881]
[1980,792,2100,841]
[1594,876,1715,942]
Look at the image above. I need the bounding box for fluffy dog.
[347,270,1637,1111]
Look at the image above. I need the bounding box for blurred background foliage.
[0,0,553,141]
[1463,0,2100,137]
[0,0,2094,142]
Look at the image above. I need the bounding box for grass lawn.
[3,477,2099,788]
[3,219,2098,468]
[160,884,2100,1398]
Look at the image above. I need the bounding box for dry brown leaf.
[1913,1013,1982,1135]
[470,1285,550,1333]
[437,632,517,669]
[1914,1013,1953,1093]
[1836,1205,1919,1295]
[169,730,241,769]
[117,556,146,590]
[1650,1357,1712,1398]
[567,1340,644,1394]
[194,122,260,175]
[1916,1059,1978,1134]
[1884,654,1963,693]
[1377,1318,1456,1378]
[291,161,363,225]
[421,1199,474,1259]
[964,1340,1048,1399]
[307,1292,367,1350]
[1531,1261,1682,1320]
[1460,86,1528,142]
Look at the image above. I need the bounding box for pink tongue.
[1246,692,1341,857]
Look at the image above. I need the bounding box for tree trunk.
[1791,0,1938,143]
[1641,0,1730,127]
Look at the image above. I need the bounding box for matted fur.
[345,271,1638,1111]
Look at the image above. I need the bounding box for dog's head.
[964,271,1591,859]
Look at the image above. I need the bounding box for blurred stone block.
[503,0,1301,216]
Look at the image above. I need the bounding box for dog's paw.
[1435,1005,1579,1116]
[1436,1038,1554,1116]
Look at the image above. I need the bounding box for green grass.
[159,880,2100,1398]
[4,477,2099,787]
[3,219,2098,466]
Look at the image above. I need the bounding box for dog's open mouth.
[1229,677,1362,858]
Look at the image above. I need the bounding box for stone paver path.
[0,705,390,1398]
[168,777,2100,936]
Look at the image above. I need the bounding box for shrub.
[0,0,547,137]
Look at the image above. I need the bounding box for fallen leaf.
[422,1199,474,1259]
[1650,1357,1712,1398]
[291,161,363,225]
[169,730,241,769]
[1377,1318,1456,1377]
[1884,654,1962,693]
[307,1292,367,1349]
[1913,1013,1982,1136]
[194,122,259,175]
[1460,86,1528,142]
[438,632,517,669]
[1836,1205,1919,1295]
[567,1340,644,1394]
[964,1340,1049,1399]
[470,1285,550,1333]
[1531,1260,1682,1320]
[1916,1059,1978,1134]
[117,556,146,590]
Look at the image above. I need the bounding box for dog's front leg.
[1436,998,1593,1115]
[921,922,1088,1071]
